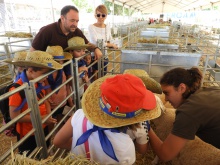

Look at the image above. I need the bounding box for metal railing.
[2,22,220,163]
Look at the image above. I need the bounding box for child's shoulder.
[13,79,23,86]
[78,59,86,67]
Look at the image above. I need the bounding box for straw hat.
[64,36,90,51]
[123,69,162,94]
[82,74,161,128]
[3,51,27,65]
[10,51,63,70]
[46,45,72,61]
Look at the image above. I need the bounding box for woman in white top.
[88,5,118,75]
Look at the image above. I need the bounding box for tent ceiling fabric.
[107,0,220,13]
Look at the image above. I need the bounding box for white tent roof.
[107,0,220,13]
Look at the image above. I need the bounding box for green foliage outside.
[72,0,135,16]
[103,1,135,16]
[72,0,93,13]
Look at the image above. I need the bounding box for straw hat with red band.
[81,74,161,128]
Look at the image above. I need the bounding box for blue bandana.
[14,72,21,82]
[14,70,50,111]
[75,124,120,162]
[47,70,63,94]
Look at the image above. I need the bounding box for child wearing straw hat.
[3,51,27,82]
[84,50,98,83]
[65,36,90,96]
[53,74,161,164]
[7,51,62,156]
[2,51,27,137]
[45,46,74,123]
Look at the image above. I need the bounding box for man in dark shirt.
[30,5,102,60]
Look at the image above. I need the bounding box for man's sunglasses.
[96,14,106,18]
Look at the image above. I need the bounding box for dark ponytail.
[160,67,202,99]
[186,67,202,93]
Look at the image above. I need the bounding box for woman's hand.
[107,43,118,49]
[112,43,118,49]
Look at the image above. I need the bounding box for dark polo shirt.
[32,19,89,51]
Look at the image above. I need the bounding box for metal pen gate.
[1,22,220,163]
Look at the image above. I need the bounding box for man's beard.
[64,23,77,33]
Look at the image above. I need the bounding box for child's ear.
[28,67,34,73]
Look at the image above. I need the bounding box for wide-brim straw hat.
[3,51,27,65]
[46,45,72,61]
[123,69,162,94]
[10,51,63,70]
[64,36,90,51]
[81,75,161,128]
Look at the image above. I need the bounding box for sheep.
[151,95,220,165]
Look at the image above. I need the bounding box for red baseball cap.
[100,74,156,118]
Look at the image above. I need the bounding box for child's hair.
[160,67,202,99]
[83,53,93,66]
[13,65,24,75]
[84,53,92,60]
[117,123,141,132]
[26,66,45,72]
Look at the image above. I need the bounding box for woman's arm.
[148,128,188,162]
[53,116,73,150]
[106,42,118,49]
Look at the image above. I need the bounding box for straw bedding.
[6,152,99,165]
[138,38,177,45]
[5,149,170,165]
[4,32,33,38]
